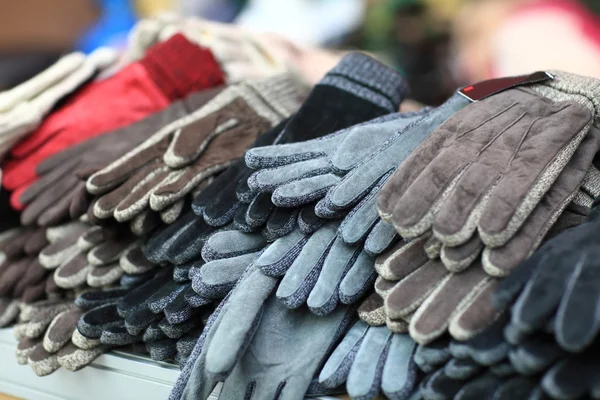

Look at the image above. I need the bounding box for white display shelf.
[0,328,340,400]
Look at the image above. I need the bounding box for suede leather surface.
[379,87,593,253]
[319,320,419,400]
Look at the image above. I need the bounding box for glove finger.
[37,188,79,227]
[92,162,164,220]
[508,335,565,375]
[247,156,330,193]
[147,280,186,313]
[113,165,171,222]
[275,225,338,307]
[160,198,186,224]
[87,234,135,266]
[19,156,79,205]
[143,211,198,263]
[483,145,595,277]
[346,326,391,400]
[319,320,369,388]
[192,252,259,299]
[364,220,399,256]
[307,239,367,315]
[374,235,430,281]
[150,162,231,212]
[263,206,298,241]
[120,246,156,275]
[0,259,29,296]
[245,192,274,229]
[196,161,245,225]
[77,303,123,340]
[0,52,85,111]
[255,227,308,276]
[449,282,499,341]
[385,259,448,320]
[420,369,463,400]
[271,173,340,208]
[541,353,600,400]
[409,266,492,344]
[338,176,388,246]
[87,263,123,287]
[75,287,128,310]
[508,253,577,337]
[555,255,600,352]
[27,344,61,376]
[130,209,161,236]
[444,358,481,380]
[43,307,83,353]
[147,339,177,361]
[414,338,451,373]
[455,372,502,400]
[164,285,196,324]
[205,265,277,377]
[339,251,377,305]
[202,230,266,261]
[57,342,107,371]
[440,235,484,273]
[358,292,386,327]
[117,270,172,317]
[54,253,90,289]
[0,298,20,327]
[86,134,168,195]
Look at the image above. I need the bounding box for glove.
[0,49,116,160]
[495,195,600,352]
[18,86,223,227]
[86,74,302,223]
[378,72,600,274]
[4,33,225,207]
[124,15,289,82]
[319,320,419,400]
[177,263,354,400]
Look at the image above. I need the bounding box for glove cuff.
[531,71,600,126]
[140,33,226,102]
[318,52,408,112]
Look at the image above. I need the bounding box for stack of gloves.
[1,14,600,400]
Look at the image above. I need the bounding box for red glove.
[4,33,225,209]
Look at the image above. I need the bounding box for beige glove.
[123,15,289,83]
[0,48,117,160]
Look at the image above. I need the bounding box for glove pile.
[0,15,600,400]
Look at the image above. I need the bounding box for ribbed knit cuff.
[531,70,600,125]
[318,52,409,112]
[247,73,307,119]
[140,33,226,102]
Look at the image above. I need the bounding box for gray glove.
[177,263,354,400]
[319,320,419,400]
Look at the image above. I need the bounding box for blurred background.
[2,0,600,105]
